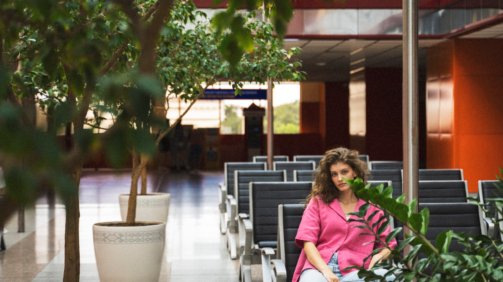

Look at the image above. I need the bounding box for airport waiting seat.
[478,180,502,239]
[253,155,289,168]
[369,161,403,170]
[293,170,316,182]
[239,182,311,282]
[292,155,323,168]
[227,170,285,260]
[269,203,304,282]
[219,162,266,235]
[369,169,402,198]
[358,154,370,165]
[419,169,464,181]
[418,202,481,252]
[292,154,369,169]
[273,161,316,182]
[418,180,468,203]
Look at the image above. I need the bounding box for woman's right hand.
[321,270,339,282]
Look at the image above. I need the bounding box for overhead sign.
[202,89,267,100]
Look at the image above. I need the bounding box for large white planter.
[119,193,170,223]
[93,222,166,282]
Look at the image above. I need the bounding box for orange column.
[427,39,503,192]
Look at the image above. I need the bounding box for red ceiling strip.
[446,12,503,38]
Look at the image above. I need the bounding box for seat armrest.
[238,213,250,253]
[271,259,287,282]
[261,247,277,282]
[483,217,495,238]
[227,198,238,233]
[218,184,226,212]
[241,218,254,259]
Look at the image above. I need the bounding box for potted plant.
[347,171,503,281]
[93,1,304,280]
[0,0,298,281]
[116,0,305,226]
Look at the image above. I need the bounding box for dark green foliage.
[348,176,503,281]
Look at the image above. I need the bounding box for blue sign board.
[202,89,267,100]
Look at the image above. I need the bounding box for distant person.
[293,147,397,282]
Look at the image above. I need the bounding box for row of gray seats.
[295,168,467,202]
[218,162,315,236]
[218,160,501,281]
[236,179,390,282]
[271,200,486,282]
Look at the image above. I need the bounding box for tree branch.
[155,89,202,145]
[112,0,142,38]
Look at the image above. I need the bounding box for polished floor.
[0,168,242,281]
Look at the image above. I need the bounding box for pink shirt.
[292,196,397,282]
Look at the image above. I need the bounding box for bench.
[418,180,468,203]
[239,181,311,282]
[419,202,481,252]
[227,170,285,259]
[293,170,315,182]
[478,180,502,238]
[369,169,402,198]
[270,203,304,282]
[369,160,403,170]
[273,161,316,182]
[418,169,464,181]
[219,162,265,234]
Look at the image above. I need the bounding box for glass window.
[165,81,300,134]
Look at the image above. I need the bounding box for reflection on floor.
[0,169,240,281]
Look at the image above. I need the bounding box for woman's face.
[330,161,357,192]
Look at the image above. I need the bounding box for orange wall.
[427,39,503,192]
[427,41,455,168]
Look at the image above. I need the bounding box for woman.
[293,147,397,282]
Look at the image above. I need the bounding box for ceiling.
[284,22,503,82]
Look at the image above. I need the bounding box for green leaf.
[136,75,164,100]
[219,34,243,67]
[104,127,129,167]
[53,173,78,205]
[386,227,402,243]
[435,230,453,253]
[5,167,37,204]
[409,212,424,233]
[404,244,422,262]
[419,207,429,234]
[132,129,156,156]
[53,100,74,127]
[74,129,95,154]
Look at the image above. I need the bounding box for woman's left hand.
[368,248,391,269]
[368,254,382,269]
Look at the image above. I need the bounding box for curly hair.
[306,147,369,205]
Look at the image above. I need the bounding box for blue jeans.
[299,252,395,282]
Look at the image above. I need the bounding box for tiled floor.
[0,169,240,281]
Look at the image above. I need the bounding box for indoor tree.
[0,0,301,281]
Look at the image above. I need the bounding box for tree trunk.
[63,168,81,282]
[140,155,148,195]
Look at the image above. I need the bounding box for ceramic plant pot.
[93,221,166,282]
[119,192,170,223]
